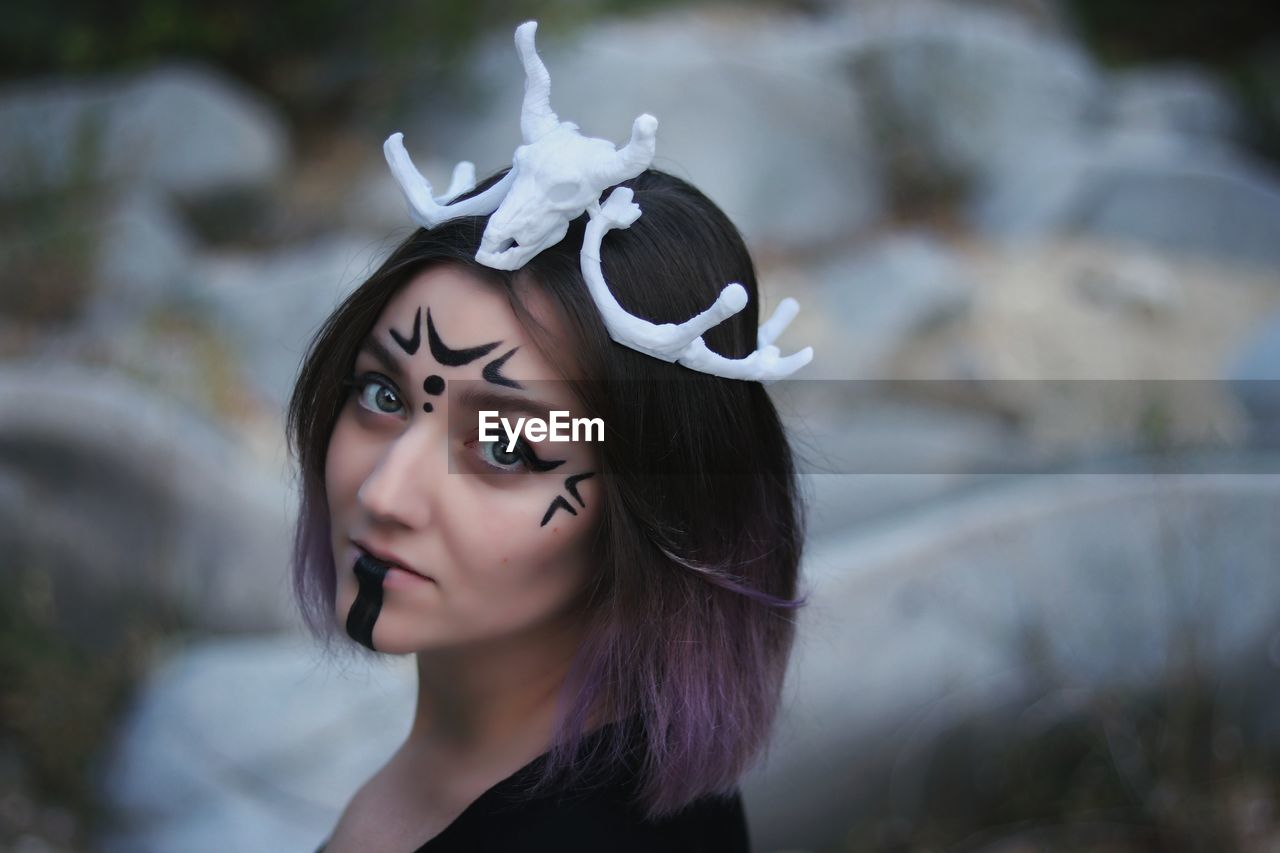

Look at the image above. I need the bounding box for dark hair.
[287,168,807,819]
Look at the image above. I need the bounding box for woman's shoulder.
[420,777,750,853]
[418,718,751,853]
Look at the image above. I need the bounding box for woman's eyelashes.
[344,373,405,417]
[473,434,566,474]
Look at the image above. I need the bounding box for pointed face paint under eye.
[540,471,596,527]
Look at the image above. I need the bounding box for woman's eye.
[476,437,531,472]
[346,374,404,416]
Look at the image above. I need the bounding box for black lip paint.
[346,554,391,651]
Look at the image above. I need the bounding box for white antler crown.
[383,20,813,383]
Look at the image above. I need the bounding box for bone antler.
[581,189,814,383]
[515,22,559,142]
[383,133,515,228]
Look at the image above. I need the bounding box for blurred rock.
[1072,247,1181,319]
[83,190,196,331]
[1100,65,1245,143]
[971,128,1280,269]
[841,1,1099,198]
[1226,309,1280,447]
[0,64,288,201]
[192,236,395,407]
[800,233,973,380]
[747,472,1280,851]
[0,363,294,635]
[419,10,883,252]
[99,634,412,853]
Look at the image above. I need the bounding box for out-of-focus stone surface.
[98,634,412,853]
[746,473,1280,852]
[970,128,1280,268]
[0,64,289,201]
[0,363,295,634]
[420,10,884,253]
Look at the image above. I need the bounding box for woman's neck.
[404,613,583,766]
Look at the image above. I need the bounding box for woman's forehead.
[374,265,564,383]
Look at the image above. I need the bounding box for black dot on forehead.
[423,375,445,395]
[422,401,434,413]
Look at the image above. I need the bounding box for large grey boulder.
[192,236,393,407]
[0,363,295,634]
[971,127,1280,269]
[799,233,974,380]
[82,189,198,331]
[0,64,288,200]
[417,11,883,252]
[1100,64,1245,143]
[1227,309,1280,446]
[745,472,1280,851]
[840,1,1100,193]
[98,635,412,853]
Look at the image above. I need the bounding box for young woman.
[289,22,810,853]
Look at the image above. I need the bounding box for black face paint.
[346,554,390,651]
[540,495,577,527]
[540,471,596,526]
[482,347,524,389]
[427,307,501,366]
[390,307,422,356]
[421,374,445,414]
[564,472,595,507]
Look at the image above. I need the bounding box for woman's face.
[325,264,603,655]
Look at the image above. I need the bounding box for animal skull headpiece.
[384,20,813,382]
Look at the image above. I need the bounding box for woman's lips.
[352,542,434,584]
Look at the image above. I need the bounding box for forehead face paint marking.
[390,306,422,355]
[483,347,524,389]
[346,554,390,651]
[427,307,501,366]
[421,373,445,414]
[540,470,596,527]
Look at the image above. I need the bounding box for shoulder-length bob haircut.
[288,168,807,819]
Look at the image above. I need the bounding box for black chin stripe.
[346,555,390,651]
[427,307,501,366]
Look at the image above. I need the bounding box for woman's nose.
[356,423,442,529]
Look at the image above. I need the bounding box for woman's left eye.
[475,436,533,472]
[345,373,404,416]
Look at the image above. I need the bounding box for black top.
[315,719,751,853]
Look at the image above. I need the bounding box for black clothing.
[315,719,750,852]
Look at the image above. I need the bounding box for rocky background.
[2,1,1279,851]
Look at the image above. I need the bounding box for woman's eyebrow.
[456,386,564,422]
[357,334,407,382]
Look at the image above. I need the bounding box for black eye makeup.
[471,432,566,475]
